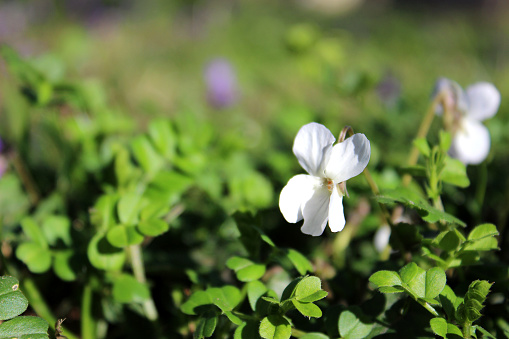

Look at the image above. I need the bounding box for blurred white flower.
[374,225,391,253]
[434,78,500,165]
[279,122,370,236]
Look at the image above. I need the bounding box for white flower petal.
[466,82,500,121]
[324,133,371,183]
[328,185,345,232]
[433,78,468,116]
[450,118,491,165]
[279,174,320,223]
[293,122,335,177]
[374,225,391,253]
[300,186,330,236]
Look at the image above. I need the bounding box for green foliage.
[0,8,506,338]
[0,276,49,338]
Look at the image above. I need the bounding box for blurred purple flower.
[204,58,238,109]
[0,138,5,178]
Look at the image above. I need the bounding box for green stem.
[463,322,472,338]
[291,328,307,338]
[22,277,79,339]
[81,283,95,339]
[403,93,444,187]
[129,244,159,321]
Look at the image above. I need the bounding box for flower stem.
[81,282,95,339]
[403,93,444,187]
[10,151,40,205]
[129,244,159,321]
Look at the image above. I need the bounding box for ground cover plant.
[0,1,508,338]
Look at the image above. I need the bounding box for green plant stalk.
[129,244,159,321]
[463,321,472,339]
[22,277,79,339]
[81,283,95,339]
[403,93,444,187]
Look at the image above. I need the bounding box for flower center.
[325,179,334,192]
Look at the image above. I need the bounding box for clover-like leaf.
[430,317,447,338]
[181,291,213,316]
[247,280,268,311]
[285,249,313,275]
[112,274,151,303]
[106,225,144,248]
[440,157,470,188]
[338,307,373,339]
[0,276,28,320]
[259,315,291,339]
[207,286,241,312]
[226,256,266,282]
[131,135,164,174]
[87,234,126,271]
[15,243,52,274]
[369,270,402,288]
[137,219,169,237]
[195,310,218,338]
[292,300,322,318]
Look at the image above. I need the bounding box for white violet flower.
[434,78,500,165]
[279,122,371,236]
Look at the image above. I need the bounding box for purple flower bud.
[204,58,238,109]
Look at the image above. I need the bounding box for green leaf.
[112,274,150,303]
[424,267,447,299]
[439,285,461,321]
[107,225,144,248]
[148,119,176,160]
[52,250,77,281]
[295,276,323,300]
[286,249,313,275]
[474,325,496,338]
[117,193,142,225]
[413,138,430,157]
[19,218,47,248]
[224,311,243,325]
[376,194,465,226]
[455,280,492,323]
[439,131,452,152]
[259,315,291,339]
[87,234,126,271]
[41,215,72,247]
[194,310,218,338]
[0,276,28,320]
[338,308,373,339]
[434,230,462,252]
[181,291,213,316]
[247,281,268,311]
[378,286,405,293]
[292,300,322,318]
[235,321,260,339]
[137,219,169,237]
[145,171,193,206]
[207,286,241,312]
[467,224,499,241]
[447,323,463,336]
[369,270,402,288]
[0,316,49,339]
[15,243,52,273]
[131,135,164,174]
[226,257,266,282]
[430,318,447,338]
[90,194,118,232]
[440,157,470,188]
